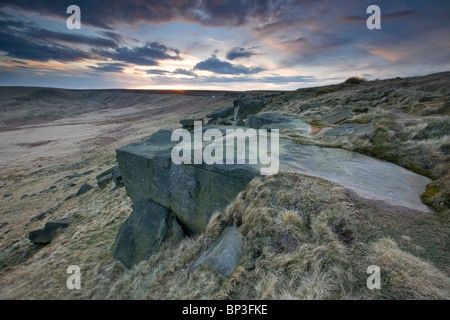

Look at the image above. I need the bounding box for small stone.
[76,183,93,197]
[28,220,69,244]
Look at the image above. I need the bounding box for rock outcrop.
[206,97,267,125]
[113,200,183,268]
[116,128,261,235]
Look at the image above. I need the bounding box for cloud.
[0,22,92,62]
[146,69,169,75]
[226,47,260,60]
[88,62,127,72]
[0,0,326,29]
[201,75,318,84]
[194,55,264,75]
[338,10,418,24]
[94,41,181,66]
[172,68,197,77]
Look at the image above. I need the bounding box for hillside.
[0,72,448,299]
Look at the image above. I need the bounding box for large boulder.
[116,128,261,234]
[113,200,183,268]
[29,220,69,244]
[206,106,234,119]
[189,226,243,278]
[234,98,266,119]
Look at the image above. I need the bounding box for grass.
[2,173,448,299]
[108,173,449,300]
[344,77,366,85]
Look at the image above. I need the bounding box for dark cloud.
[88,62,127,72]
[194,55,264,75]
[0,18,122,63]
[94,42,181,66]
[226,47,259,60]
[0,21,92,62]
[0,0,325,29]
[172,68,197,77]
[146,69,169,75]
[0,19,118,48]
[0,18,182,66]
[30,28,118,48]
[338,10,418,24]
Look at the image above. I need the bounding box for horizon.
[0,1,449,90]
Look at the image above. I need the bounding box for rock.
[76,183,93,196]
[233,98,266,119]
[20,194,28,199]
[180,118,203,129]
[96,166,122,189]
[28,204,61,224]
[113,200,183,268]
[116,128,261,234]
[97,174,113,189]
[189,226,243,278]
[299,103,321,112]
[206,106,234,119]
[3,193,11,198]
[246,113,311,133]
[379,96,388,104]
[113,166,123,187]
[28,220,69,244]
[321,109,352,124]
[323,123,373,136]
[40,186,56,194]
[65,193,76,201]
[232,118,245,126]
[65,173,81,179]
[216,116,234,125]
[279,140,433,214]
[0,222,7,230]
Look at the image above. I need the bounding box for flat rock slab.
[279,140,432,214]
[323,123,373,136]
[321,109,352,124]
[189,226,243,278]
[246,113,311,133]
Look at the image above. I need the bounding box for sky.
[0,0,449,90]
